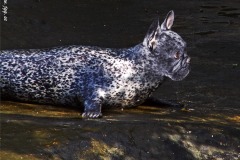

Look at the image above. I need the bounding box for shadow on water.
[1,0,240,159]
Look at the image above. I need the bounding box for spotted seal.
[0,11,190,118]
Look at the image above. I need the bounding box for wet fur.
[0,11,190,118]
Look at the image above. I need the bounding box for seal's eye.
[174,51,180,59]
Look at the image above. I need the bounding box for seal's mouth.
[171,67,190,81]
[168,56,191,81]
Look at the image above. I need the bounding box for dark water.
[1,0,240,159]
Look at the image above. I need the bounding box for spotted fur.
[0,11,190,118]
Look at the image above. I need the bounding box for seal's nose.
[187,57,191,63]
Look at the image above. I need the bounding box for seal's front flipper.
[82,99,102,118]
[82,111,102,118]
[144,96,184,108]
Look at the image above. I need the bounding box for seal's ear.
[143,18,160,51]
[160,10,174,31]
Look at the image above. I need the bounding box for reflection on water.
[1,100,239,159]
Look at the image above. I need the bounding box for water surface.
[1,0,240,159]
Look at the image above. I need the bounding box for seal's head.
[143,10,190,81]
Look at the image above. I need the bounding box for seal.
[0,11,190,118]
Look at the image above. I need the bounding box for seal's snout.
[187,57,191,64]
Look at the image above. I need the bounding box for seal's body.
[0,11,190,118]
